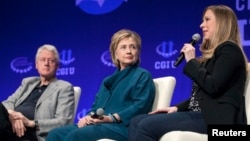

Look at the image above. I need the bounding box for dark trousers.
[0,103,37,141]
[127,112,207,141]
[0,102,16,140]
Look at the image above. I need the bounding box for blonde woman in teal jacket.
[46,29,156,141]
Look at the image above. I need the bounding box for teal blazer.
[90,65,155,137]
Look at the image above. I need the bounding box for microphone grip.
[90,108,104,119]
[90,112,98,118]
[174,53,184,67]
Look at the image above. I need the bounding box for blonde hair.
[200,5,241,60]
[109,29,141,68]
[199,5,248,71]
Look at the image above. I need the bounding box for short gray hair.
[35,44,60,64]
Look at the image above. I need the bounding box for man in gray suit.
[0,44,75,141]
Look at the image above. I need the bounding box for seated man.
[0,44,75,141]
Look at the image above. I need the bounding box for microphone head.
[96,108,104,116]
[192,33,201,42]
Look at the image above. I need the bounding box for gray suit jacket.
[2,76,75,141]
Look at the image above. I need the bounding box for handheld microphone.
[174,33,201,67]
[90,108,105,119]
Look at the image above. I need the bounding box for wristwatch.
[34,120,39,130]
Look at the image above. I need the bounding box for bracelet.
[108,113,116,122]
[112,114,119,122]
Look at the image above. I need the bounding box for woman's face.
[200,9,217,41]
[115,37,139,70]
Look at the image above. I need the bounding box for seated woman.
[46,29,156,141]
[127,5,248,141]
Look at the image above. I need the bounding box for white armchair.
[97,76,176,141]
[152,76,176,111]
[72,86,81,123]
[159,63,250,141]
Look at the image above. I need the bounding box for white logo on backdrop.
[10,57,33,74]
[57,49,76,76]
[101,50,115,67]
[236,0,250,47]
[154,40,177,70]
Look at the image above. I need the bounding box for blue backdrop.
[1,0,249,122]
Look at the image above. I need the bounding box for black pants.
[127,112,207,141]
[0,102,16,140]
[0,103,37,141]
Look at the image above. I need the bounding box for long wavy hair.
[199,5,248,65]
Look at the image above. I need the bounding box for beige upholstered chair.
[72,86,81,123]
[97,76,176,141]
[159,63,250,141]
